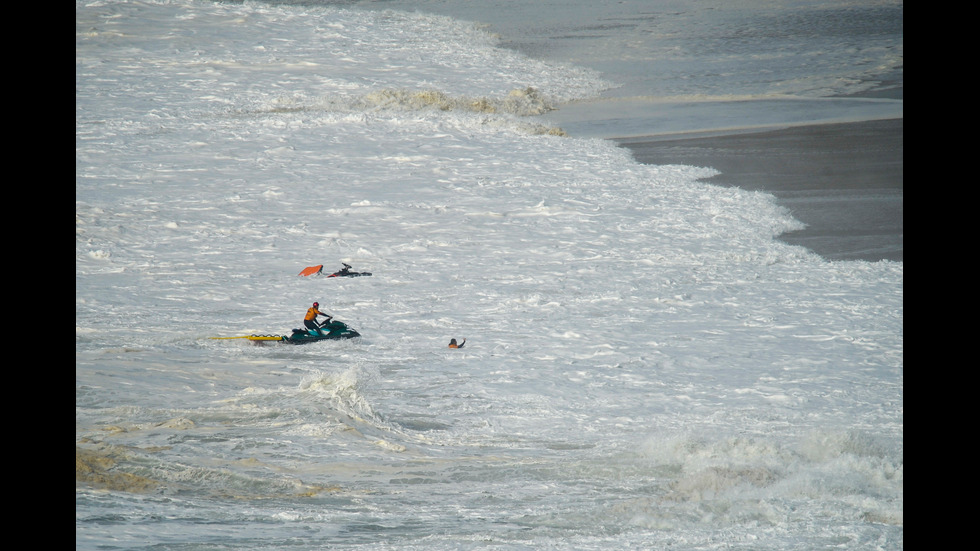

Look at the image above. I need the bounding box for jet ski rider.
[304,302,331,335]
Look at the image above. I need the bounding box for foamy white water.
[76,1,902,549]
[337,0,904,138]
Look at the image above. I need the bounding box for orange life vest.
[305,306,322,321]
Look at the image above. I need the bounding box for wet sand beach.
[615,118,903,262]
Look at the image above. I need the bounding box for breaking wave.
[255,86,568,135]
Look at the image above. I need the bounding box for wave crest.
[270,86,555,116]
[260,86,567,135]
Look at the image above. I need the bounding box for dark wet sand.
[615,118,903,262]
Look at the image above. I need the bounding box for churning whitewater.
[76,1,903,549]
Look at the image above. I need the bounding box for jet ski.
[298,262,372,278]
[283,317,361,344]
[214,317,360,344]
[282,318,361,344]
[326,263,372,278]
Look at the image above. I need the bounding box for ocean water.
[329,0,904,138]
[76,1,903,549]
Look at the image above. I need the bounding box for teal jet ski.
[212,318,360,344]
[284,317,361,344]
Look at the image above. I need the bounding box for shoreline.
[614,118,903,262]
